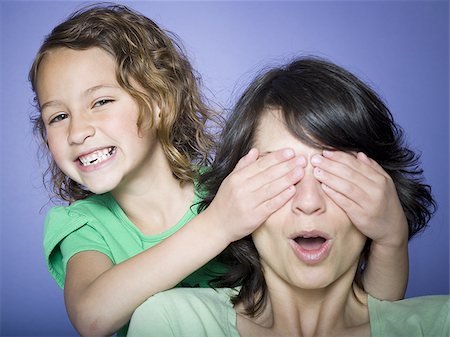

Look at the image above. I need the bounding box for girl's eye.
[49,113,68,124]
[93,99,114,108]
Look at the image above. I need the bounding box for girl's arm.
[64,148,306,337]
[311,150,409,300]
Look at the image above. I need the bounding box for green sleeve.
[60,225,113,272]
[43,206,112,288]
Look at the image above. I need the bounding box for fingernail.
[248,148,257,156]
[323,150,333,157]
[314,167,323,177]
[358,152,368,160]
[293,167,304,179]
[296,156,306,166]
[311,154,322,165]
[283,149,295,159]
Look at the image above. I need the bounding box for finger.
[253,165,305,205]
[318,150,395,195]
[240,148,296,178]
[234,148,259,171]
[257,185,297,218]
[322,150,388,181]
[314,155,397,216]
[312,153,376,187]
[356,152,389,177]
[320,183,364,220]
[322,151,372,177]
[313,167,368,208]
[322,150,357,162]
[245,155,306,192]
[356,151,371,164]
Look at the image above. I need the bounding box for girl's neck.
[111,141,195,235]
[237,268,370,337]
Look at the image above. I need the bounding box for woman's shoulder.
[162,287,237,305]
[369,294,449,313]
[369,295,449,337]
[134,287,237,316]
[128,288,239,337]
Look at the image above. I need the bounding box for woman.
[127,57,448,337]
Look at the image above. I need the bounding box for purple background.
[1,1,448,336]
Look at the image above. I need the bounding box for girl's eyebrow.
[84,84,120,96]
[40,100,63,112]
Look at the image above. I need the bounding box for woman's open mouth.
[290,231,332,265]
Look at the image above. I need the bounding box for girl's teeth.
[79,147,115,166]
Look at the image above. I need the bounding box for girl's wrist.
[198,207,234,247]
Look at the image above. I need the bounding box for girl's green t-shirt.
[43,191,226,289]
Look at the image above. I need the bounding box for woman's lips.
[289,232,332,265]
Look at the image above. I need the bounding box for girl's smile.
[75,146,117,171]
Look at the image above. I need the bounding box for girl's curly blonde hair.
[29,4,221,203]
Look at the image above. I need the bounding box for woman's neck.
[237,268,370,337]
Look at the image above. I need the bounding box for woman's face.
[252,109,366,290]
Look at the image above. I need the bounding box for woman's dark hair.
[199,56,436,316]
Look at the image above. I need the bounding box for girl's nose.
[291,172,326,215]
[67,114,95,145]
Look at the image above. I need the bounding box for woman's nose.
[67,114,95,145]
[291,172,326,215]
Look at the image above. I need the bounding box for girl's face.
[37,47,157,194]
[252,109,366,290]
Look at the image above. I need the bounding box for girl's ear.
[154,105,162,128]
[137,104,160,138]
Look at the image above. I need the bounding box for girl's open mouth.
[78,146,116,167]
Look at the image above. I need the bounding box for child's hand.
[207,148,306,243]
[311,150,408,247]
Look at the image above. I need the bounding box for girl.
[128,57,443,337]
[30,4,411,337]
